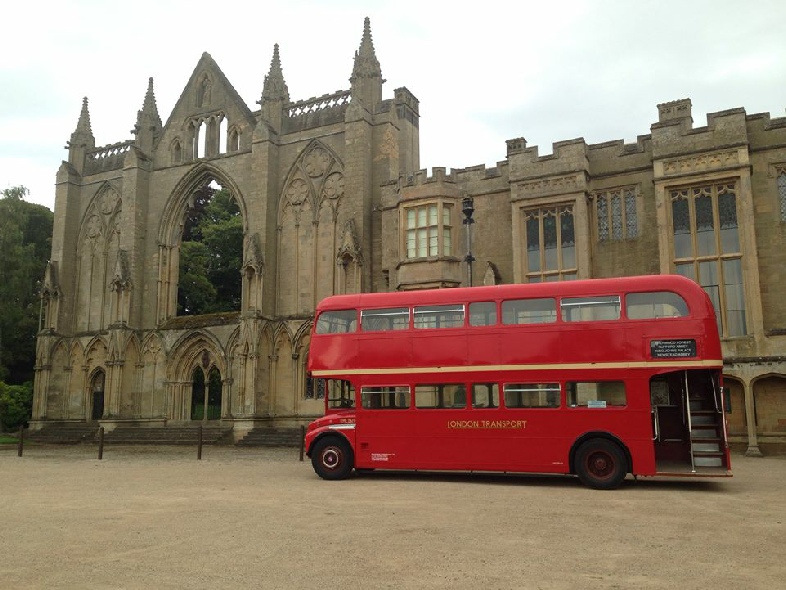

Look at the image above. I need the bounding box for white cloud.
[1,0,785,209]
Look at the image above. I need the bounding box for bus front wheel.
[311,437,354,480]
[575,439,628,490]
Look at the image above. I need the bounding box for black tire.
[575,439,628,490]
[311,436,354,480]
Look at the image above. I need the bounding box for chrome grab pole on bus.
[685,371,696,473]
[714,380,730,453]
[652,406,660,441]
[712,377,721,414]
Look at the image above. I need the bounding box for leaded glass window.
[305,377,326,400]
[404,202,453,258]
[777,169,786,221]
[670,182,746,337]
[594,187,638,241]
[522,206,577,282]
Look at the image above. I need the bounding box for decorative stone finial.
[350,17,382,83]
[260,43,290,104]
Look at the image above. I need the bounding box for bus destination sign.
[650,339,697,358]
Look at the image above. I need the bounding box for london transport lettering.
[447,419,527,430]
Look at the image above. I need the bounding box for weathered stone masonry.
[33,20,785,453]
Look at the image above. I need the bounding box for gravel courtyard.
[1,444,783,589]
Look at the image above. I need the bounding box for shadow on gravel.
[348,469,728,492]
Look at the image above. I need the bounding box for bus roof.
[316,275,712,314]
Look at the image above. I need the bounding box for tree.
[0,382,33,432]
[177,186,242,316]
[0,187,53,384]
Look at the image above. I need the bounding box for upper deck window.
[502,298,557,324]
[561,296,621,322]
[315,310,358,334]
[413,304,464,329]
[361,307,410,331]
[469,301,497,326]
[625,292,689,319]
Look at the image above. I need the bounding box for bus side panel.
[356,334,412,369]
[497,329,563,366]
[411,331,468,369]
[354,409,418,470]
[309,337,360,373]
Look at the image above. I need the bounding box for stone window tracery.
[594,187,638,241]
[777,168,786,221]
[670,182,746,337]
[522,205,576,282]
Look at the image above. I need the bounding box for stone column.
[742,378,762,456]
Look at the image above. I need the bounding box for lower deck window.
[361,386,410,409]
[415,384,467,409]
[567,381,626,407]
[504,383,560,408]
[472,383,499,408]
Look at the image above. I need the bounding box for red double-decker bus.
[304,275,731,489]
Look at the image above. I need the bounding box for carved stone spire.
[350,17,382,83]
[349,18,383,111]
[67,97,95,173]
[261,44,290,103]
[71,97,94,144]
[257,44,290,135]
[133,77,163,152]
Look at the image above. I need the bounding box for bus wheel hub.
[322,449,340,468]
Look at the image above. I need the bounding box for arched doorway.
[90,370,105,420]
[190,366,222,421]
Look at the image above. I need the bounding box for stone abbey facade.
[32,19,785,453]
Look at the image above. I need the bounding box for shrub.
[0,382,33,432]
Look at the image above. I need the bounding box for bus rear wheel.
[311,437,354,480]
[575,439,628,490]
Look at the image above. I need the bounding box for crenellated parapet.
[400,166,458,187]
[744,111,786,152]
[507,138,589,198]
[651,103,749,160]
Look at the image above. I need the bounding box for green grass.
[0,435,20,445]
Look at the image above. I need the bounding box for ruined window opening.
[177,179,243,316]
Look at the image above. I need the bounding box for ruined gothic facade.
[33,19,785,452]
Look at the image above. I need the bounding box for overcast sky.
[2,0,785,209]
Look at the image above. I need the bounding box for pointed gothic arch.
[88,367,106,421]
[156,164,249,322]
[171,138,183,165]
[139,331,166,418]
[74,182,123,332]
[276,140,347,315]
[167,330,227,421]
[195,72,213,108]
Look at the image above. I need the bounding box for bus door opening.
[650,369,728,472]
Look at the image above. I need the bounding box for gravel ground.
[0,444,784,589]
